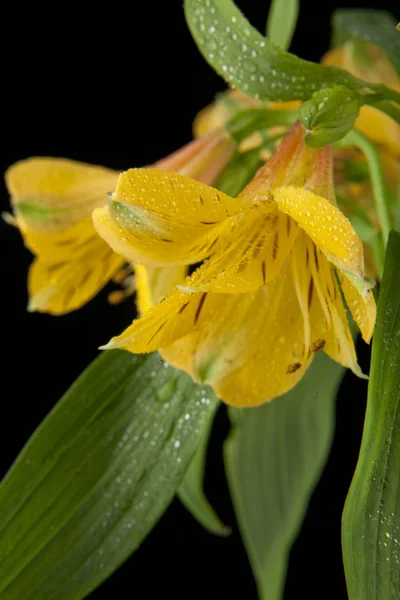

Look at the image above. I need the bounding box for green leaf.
[178,402,230,536]
[0,350,218,600]
[226,107,297,144]
[214,147,264,197]
[342,230,400,600]
[224,353,344,600]
[184,0,364,102]
[332,9,400,77]
[266,0,299,51]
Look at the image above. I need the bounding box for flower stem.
[343,130,393,247]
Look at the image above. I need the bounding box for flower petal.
[271,185,365,278]
[162,263,316,406]
[154,128,235,185]
[309,242,366,377]
[106,259,327,406]
[135,264,188,315]
[93,169,247,266]
[28,231,123,315]
[101,289,219,352]
[5,157,118,233]
[179,209,298,293]
[339,274,376,343]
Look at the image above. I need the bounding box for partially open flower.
[5,126,234,315]
[94,122,376,407]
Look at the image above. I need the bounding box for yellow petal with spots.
[5,157,118,232]
[289,233,365,377]
[29,233,123,315]
[179,210,298,293]
[162,262,319,407]
[101,289,216,352]
[93,169,247,266]
[5,158,124,314]
[310,243,365,377]
[271,186,365,278]
[135,264,188,315]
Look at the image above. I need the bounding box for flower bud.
[299,86,360,148]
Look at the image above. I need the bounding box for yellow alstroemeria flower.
[323,41,400,157]
[5,126,234,315]
[93,122,376,407]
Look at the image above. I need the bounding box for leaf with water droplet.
[342,231,400,599]
[184,0,365,102]
[0,350,218,600]
[332,9,400,77]
[178,402,230,536]
[225,352,344,600]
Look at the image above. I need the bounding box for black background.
[1,1,398,598]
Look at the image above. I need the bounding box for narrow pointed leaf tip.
[0,350,218,600]
[342,231,400,600]
[225,353,344,599]
[332,9,400,77]
[266,0,299,51]
[184,0,365,102]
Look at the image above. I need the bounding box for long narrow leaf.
[266,0,299,51]
[0,350,217,600]
[178,402,230,536]
[342,230,400,600]
[225,353,344,599]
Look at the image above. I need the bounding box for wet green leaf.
[332,9,400,77]
[225,353,344,599]
[342,231,400,600]
[0,350,217,600]
[184,0,364,102]
[178,402,230,536]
